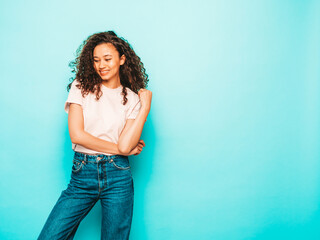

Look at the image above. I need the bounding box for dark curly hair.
[67,30,149,105]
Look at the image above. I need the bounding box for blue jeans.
[38,152,134,240]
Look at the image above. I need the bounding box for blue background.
[0,0,319,239]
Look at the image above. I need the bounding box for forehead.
[93,43,118,57]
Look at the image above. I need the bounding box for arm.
[117,108,149,154]
[68,103,121,155]
[118,89,152,154]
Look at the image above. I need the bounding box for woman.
[38,31,152,240]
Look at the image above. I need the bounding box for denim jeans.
[38,151,134,240]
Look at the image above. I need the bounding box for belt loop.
[84,154,87,163]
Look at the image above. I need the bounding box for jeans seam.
[102,162,107,191]
[97,162,101,192]
[72,160,83,173]
[111,161,130,170]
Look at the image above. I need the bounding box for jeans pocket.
[110,157,130,170]
[72,158,84,173]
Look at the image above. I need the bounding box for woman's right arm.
[68,103,121,155]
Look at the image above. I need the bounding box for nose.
[99,61,106,69]
[98,60,108,69]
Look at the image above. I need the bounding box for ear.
[120,54,126,65]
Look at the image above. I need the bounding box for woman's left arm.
[118,89,152,154]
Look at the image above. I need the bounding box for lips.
[100,70,110,76]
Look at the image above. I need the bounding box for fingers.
[134,148,142,156]
[138,90,145,98]
[132,139,146,156]
[138,89,152,97]
[138,88,146,93]
[139,139,145,147]
[138,142,143,148]
[134,151,141,156]
[138,89,145,96]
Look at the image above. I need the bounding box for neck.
[101,77,121,89]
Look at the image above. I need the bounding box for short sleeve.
[64,80,84,113]
[127,95,141,120]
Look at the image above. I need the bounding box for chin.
[100,76,110,81]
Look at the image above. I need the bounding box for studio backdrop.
[0,0,319,239]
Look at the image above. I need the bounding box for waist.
[73,151,128,163]
[72,144,114,156]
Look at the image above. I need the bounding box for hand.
[138,89,152,113]
[124,140,146,156]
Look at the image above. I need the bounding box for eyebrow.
[93,54,112,58]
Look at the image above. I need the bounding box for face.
[93,43,125,82]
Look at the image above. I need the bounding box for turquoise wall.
[0,0,319,239]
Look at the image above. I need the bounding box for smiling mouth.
[100,70,110,76]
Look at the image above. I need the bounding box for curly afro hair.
[67,30,149,105]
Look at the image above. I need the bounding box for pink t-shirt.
[64,80,141,155]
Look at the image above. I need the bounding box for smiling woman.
[37,31,152,240]
[93,43,126,85]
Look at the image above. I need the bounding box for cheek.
[93,63,99,72]
[110,61,120,71]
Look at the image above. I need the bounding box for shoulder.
[71,79,81,89]
[69,80,87,97]
[125,87,139,103]
[67,79,86,100]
